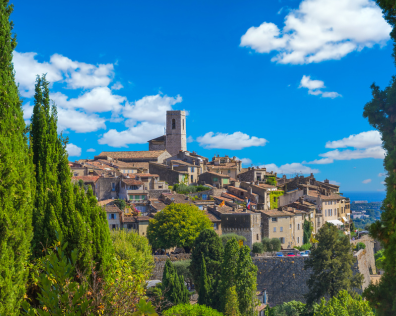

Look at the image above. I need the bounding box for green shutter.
[223,178,229,184]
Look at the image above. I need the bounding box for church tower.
[166,110,187,156]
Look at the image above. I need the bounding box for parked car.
[287,252,295,257]
[296,252,301,256]
[305,250,311,255]
[300,251,308,257]
[275,252,284,257]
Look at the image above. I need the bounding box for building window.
[280,237,285,244]
[228,169,231,173]
[273,227,276,232]
[112,183,115,191]
[297,224,300,230]
[213,223,218,230]
[191,175,194,182]
[257,234,259,240]
[172,119,176,129]
[280,227,283,232]
[297,237,300,243]
[272,218,277,222]
[335,209,337,216]
[191,167,194,172]
[290,224,292,229]
[183,119,184,130]
[111,224,116,229]
[109,213,116,220]
[273,197,276,202]
[213,177,218,182]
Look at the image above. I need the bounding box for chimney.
[248,167,251,171]
[283,175,286,179]
[193,161,196,165]
[248,187,253,195]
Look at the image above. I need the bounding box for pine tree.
[0,1,34,313]
[224,286,240,316]
[235,245,258,315]
[198,255,211,306]
[305,222,363,306]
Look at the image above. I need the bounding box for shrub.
[262,238,281,252]
[252,242,264,254]
[355,242,366,251]
[163,303,224,315]
[220,233,247,247]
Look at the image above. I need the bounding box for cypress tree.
[162,259,189,305]
[235,246,258,315]
[224,286,240,316]
[0,1,34,314]
[197,255,211,306]
[219,238,239,311]
[29,75,112,273]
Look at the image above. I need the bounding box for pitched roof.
[171,160,195,167]
[96,150,167,159]
[97,199,114,206]
[122,179,144,186]
[148,135,166,142]
[149,199,167,211]
[72,176,100,183]
[260,209,295,217]
[165,193,194,205]
[308,192,345,200]
[102,160,149,169]
[104,204,122,213]
[203,171,230,178]
[205,211,221,223]
[136,173,159,178]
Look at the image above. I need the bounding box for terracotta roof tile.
[72,176,100,183]
[96,150,167,159]
[104,204,121,213]
[97,199,114,206]
[122,179,144,186]
[204,171,230,178]
[260,209,295,217]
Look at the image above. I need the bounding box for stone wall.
[148,189,171,199]
[149,163,183,185]
[351,236,376,288]
[96,178,119,201]
[151,254,191,280]
[279,190,304,207]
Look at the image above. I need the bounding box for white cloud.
[197,132,267,150]
[111,82,124,90]
[263,163,319,175]
[52,87,126,113]
[240,0,391,64]
[304,158,334,164]
[123,94,182,125]
[22,102,34,120]
[319,146,386,160]
[87,148,96,152]
[98,122,164,147]
[381,181,386,185]
[13,51,114,97]
[187,136,194,143]
[299,75,341,98]
[57,107,106,133]
[378,172,387,177]
[362,179,372,184]
[236,157,253,165]
[326,130,382,148]
[66,143,82,157]
[330,180,340,185]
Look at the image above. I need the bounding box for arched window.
[183,119,185,130]
[172,119,176,129]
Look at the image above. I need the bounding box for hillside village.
[71,110,352,250]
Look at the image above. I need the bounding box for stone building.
[119,178,147,202]
[206,155,242,179]
[221,212,262,248]
[260,209,304,249]
[148,110,187,157]
[122,215,151,237]
[99,160,149,175]
[199,171,231,188]
[238,167,274,183]
[149,161,199,185]
[104,203,122,230]
[94,150,171,164]
[165,150,207,176]
[239,182,278,210]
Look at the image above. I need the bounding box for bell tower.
[166,110,187,156]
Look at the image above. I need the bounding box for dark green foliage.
[173,183,209,194]
[162,259,190,305]
[113,198,126,211]
[29,75,113,274]
[173,260,193,287]
[375,249,385,270]
[163,303,224,316]
[224,286,240,316]
[220,233,246,247]
[350,221,356,232]
[198,255,211,306]
[303,220,313,244]
[190,229,223,299]
[305,223,363,306]
[266,176,277,186]
[235,245,258,315]
[219,238,240,311]
[252,242,264,254]
[0,1,34,313]
[262,237,281,252]
[355,242,366,251]
[266,300,308,316]
[374,0,396,63]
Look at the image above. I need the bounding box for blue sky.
[12,0,393,191]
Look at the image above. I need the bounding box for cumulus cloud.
[236,157,253,165]
[362,179,372,184]
[123,94,182,125]
[52,87,126,113]
[304,158,334,164]
[378,172,387,177]
[299,75,341,98]
[263,163,319,175]
[330,180,340,185]
[66,143,82,157]
[319,146,386,160]
[98,122,164,147]
[111,82,124,90]
[87,148,96,152]
[57,108,106,133]
[197,132,267,150]
[187,136,194,143]
[14,51,114,97]
[326,130,382,148]
[240,0,391,64]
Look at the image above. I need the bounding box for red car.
[287,252,295,257]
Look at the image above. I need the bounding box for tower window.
[172,119,176,129]
[183,119,184,130]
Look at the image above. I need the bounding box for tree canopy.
[147,203,213,250]
[305,222,363,306]
[163,303,224,316]
[0,1,34,313]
